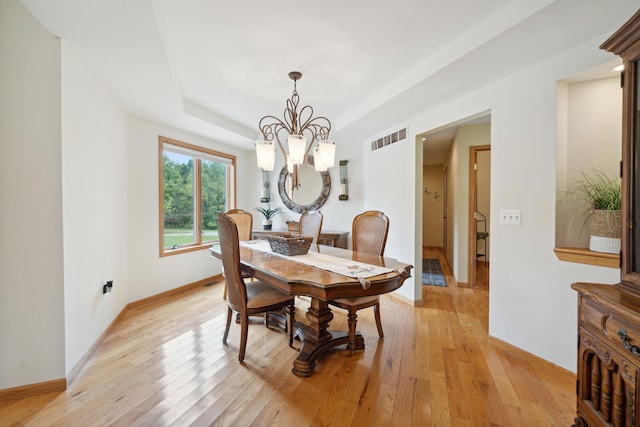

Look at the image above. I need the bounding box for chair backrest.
[216,212,247,313]
[226,209,253,241]
[299,210,323,244]
[352,210,389,256]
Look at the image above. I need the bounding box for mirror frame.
[277,156,331,213]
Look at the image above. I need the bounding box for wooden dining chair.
[222,209,254,300]
[299,210,323,244]
[226,209,252,240]
[217,212,295,362]
[328,210,389,353]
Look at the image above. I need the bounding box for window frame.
[158,136,236,257]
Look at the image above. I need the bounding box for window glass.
[163,150,195,248]
[201,158,228,243]
[159,136,235,256]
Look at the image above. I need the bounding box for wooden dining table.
[209,242,413,377]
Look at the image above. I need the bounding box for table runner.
[240,240,395,288]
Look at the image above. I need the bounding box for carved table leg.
[291,298,365,377]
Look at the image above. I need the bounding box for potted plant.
[570,168,622,254]
[255,204,283,230]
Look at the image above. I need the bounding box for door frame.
[442,166,448,255]
[468,145,491,288]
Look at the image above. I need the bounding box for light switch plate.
[500,209,521,225]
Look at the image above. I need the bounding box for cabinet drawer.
[581,299,640,361]
[580,299,609,336]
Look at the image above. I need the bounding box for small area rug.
[422,258,447,287]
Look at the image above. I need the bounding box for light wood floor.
[1,248,575,426]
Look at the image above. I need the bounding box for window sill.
[160,242,215,257]
[554,247,619,268]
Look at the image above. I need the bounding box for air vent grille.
[370,128,407,151]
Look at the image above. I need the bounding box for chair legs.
[373,302,384,339]
[238,313,249,362]
[223,307,249,362]
[345,303,384,355]
[223,303,296,362]
[223,306,232,345]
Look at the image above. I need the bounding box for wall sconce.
[339,160,348,201]
[260,170,270,203]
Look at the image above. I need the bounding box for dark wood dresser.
[572,282,640,426]
[572,9,640,427]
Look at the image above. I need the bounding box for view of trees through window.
[160,137,235,255]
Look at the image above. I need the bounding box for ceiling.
[20,0,637,152]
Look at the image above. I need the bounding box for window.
[159,136,236,256]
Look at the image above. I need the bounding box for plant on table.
[255,204,283,230]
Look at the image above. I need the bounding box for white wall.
[0,0,65,388]
[61,43,129,374]
[126,116,251,302]
[406,36,620,371]
[363,124,418,302]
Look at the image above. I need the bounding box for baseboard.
[0,378,66,402]
[0,274,223,401]
[488,335,576,380]
[66,305,130,385]
[387,290,423,307]
[127,274,222,309]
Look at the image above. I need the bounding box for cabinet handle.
[618,328,640,357]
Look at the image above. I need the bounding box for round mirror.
[278,156,331,213]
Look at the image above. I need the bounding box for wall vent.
[370,128,407,151]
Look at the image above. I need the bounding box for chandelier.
[256,71,336,189]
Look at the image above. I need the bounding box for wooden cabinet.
[252,230,349,249]
[573,9,640,427]
[573,282,640,426]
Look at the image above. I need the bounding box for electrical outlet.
[102,280,113,294]
[499,209,521,225]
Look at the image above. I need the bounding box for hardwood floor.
[1,248,575,426]
[474,260,489,291]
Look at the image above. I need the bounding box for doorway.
[420,112,491,288]
[468,145,491,290]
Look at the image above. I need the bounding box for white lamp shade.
[313,147,328,171]
[288,134,306,165]
[256,140,275,171]
[317,140,336,169]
